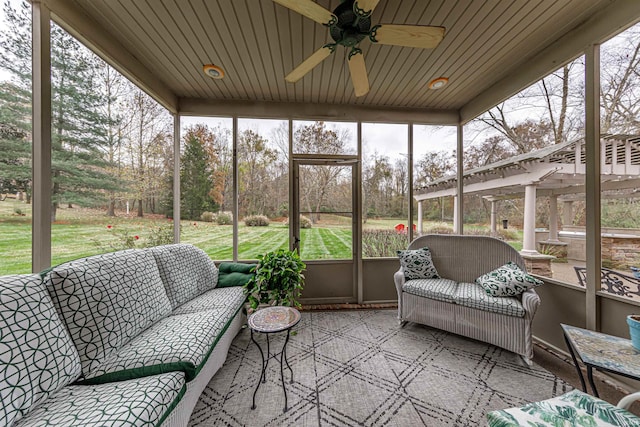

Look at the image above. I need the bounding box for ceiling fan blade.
[354,0,380,16]
[348,51,369,97]
[273,0,336,26]
[285,45,333,83]
[371,24,445,49]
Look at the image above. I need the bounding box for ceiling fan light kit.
[274,0,445,97]
[428,77,449,90]
[203,64,225,79]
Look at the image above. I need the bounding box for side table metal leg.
[284,329,294,383]
[281,329,292,412]
[263,334,270,383]
[251,330,265,410]
[563,332,587,392]
[587,366,599,398]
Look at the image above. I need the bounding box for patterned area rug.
[189,310,571,426]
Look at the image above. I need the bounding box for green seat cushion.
[172,286,247,315]
[44,250,172,377]
[0,274,82,427]
[80,303,243,384]
[487,389,640,427]
[147,244,219,309]
[15,372,186,427]
[455,282,525,317]
[402,278,458,303]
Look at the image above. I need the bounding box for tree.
[237,129,278,217]
[0,4,118,221]
[180,126,216,220]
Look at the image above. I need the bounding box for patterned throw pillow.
[476,261,543,297]
[397,247,440,280]
[0,274,81,426]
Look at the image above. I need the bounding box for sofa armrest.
[617,391,640,410]
[394,268,405,320]
[521,288,541,320]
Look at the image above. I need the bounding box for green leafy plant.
[244,248,306,310]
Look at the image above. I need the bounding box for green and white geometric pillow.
[0,274,82,427]
[476,261,543,297]
[45,250,172,377]
[397,247,440,280]
[147,244,219,309]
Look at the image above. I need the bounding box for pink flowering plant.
[94,223,175,251]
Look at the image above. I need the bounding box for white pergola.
[415,135,640,255]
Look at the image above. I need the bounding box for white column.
[453,196,459,234]
[490,200,497,237]
[173,114,180,243]
[548,195,559,242]
[562,200,573,227]
[417,201,423,235]
[32,1,52,272]
[521,185,538,255]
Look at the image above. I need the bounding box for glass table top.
[248,306,301,333]
[561,323,640,379]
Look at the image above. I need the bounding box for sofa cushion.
[80,304,243,384]
[1,274,82,427]
[402,278,458,303]
[14,372,185,427]
[148,244,219,309]
[455,282,525,317]
[486,389,639,427]
[172,286,247,315]
[397,247,440,280]
[476,261,543,297]
[45,250,172,376]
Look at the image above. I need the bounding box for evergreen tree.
[180,127,216,220]
[0,2,119,221]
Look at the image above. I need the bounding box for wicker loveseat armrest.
[394,268,405,321]
[521,288,541,320]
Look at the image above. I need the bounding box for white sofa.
[394,234,541,364]
[1,244,246,427]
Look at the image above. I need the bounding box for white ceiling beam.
[460,0,640,124]
[179,98,459,125]
[40,0,178,113]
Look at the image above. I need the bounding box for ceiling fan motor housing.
[330,0,371,47]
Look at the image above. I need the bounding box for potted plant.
[244,248,306,311]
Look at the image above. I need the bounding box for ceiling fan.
[273,0,445,97]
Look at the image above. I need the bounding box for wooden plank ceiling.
[62,0,610,113]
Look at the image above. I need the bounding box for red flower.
[193,222,197,226]
[107,225,112,229]
[134,235,139,240]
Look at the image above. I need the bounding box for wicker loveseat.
[394,234,541,364]
[1,243,246,427]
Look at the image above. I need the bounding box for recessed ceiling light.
[428,77,449,90]
[203,64,225,79]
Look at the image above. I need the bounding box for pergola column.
[417,201,423,235]
[453,196,459,233]
[490,199,497,237]
[548,195,559,242]
[562,200,573,227]
[521,184,538,255]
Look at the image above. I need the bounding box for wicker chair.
[394,234,541,364]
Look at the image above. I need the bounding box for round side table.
[248,305,301,412]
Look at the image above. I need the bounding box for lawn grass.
[0,199,519,274]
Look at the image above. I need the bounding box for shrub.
[424,223,454,234]
[215,212,233,225]
[497,228,519,241]
[244,215,270,227]
[283,215,313,228]
[200,211,215,222]
[300,215,312,229]
[362,229,408,257]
